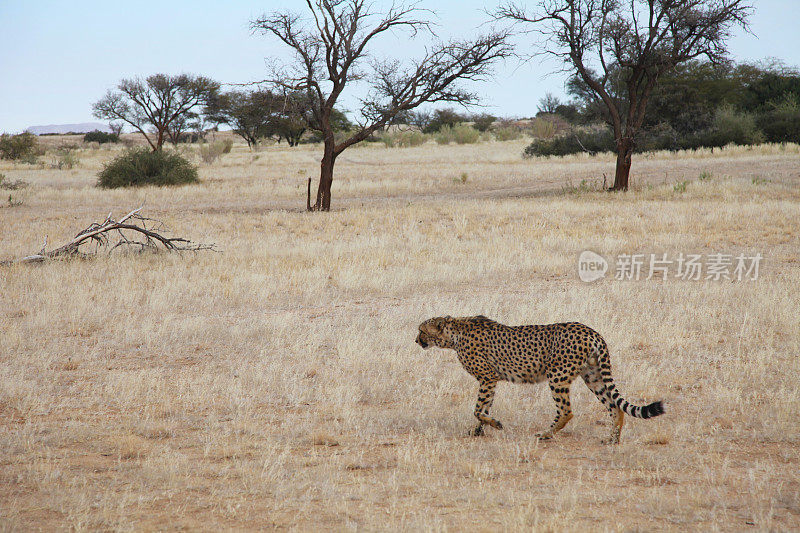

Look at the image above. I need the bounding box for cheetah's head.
[416,316,455,350]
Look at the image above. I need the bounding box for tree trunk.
[156,128,165,151]
[611,137,634,191]
[312,143,336,211]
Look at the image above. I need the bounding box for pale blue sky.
[1,1,798,133]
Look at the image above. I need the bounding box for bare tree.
[537,92,562,114]
[108,122,124,137]
[93,74,219,151]
[497,0,752,190]
[252,1,511,211]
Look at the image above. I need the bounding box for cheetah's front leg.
[534,380,574,440]
[470,380,503,436]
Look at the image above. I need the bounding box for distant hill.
[26,123,112,135]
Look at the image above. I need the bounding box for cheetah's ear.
[420,318,441,334]
[431,317,448,331]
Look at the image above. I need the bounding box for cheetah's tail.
[597,357,665,419]
[612,392,665,419]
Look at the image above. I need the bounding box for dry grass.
[1,138,799,531]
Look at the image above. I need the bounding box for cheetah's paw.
[469,425,485,437]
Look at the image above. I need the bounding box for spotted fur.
[416,315,664,443]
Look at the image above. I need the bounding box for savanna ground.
[1,136,799,531]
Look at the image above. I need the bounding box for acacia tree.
[497,0,752,190]
[93,74,219,151]
[215,89,350,148]
[252,1,511,211]
[217,90,276,149]
[166,112,201,145]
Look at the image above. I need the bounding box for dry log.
[9,207,215,265]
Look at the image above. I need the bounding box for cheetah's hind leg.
[581,367,624,444]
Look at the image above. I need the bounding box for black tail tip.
[642,401,665,419]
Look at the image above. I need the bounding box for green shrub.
[493,126,522,141]
[700,105,764,147]
[493,120,525,141]
[756,95,800,144]
[471,114,496,132]
[177,132,205,144]
[97,148,198,188]
[637,123,684,152]
[435,124,482,145]
[528,117,557,139]
[524,127,615,157]
[378,133,395,148]
[396,130,427,147]
[434,127,454,145]
[83,130,119,144]
[422,108,466,133]
[377,130,427,148]
[0,132,39,161]
[451,124,480,144]
[221,139,234,153]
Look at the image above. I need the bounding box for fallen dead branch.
[9,207,216,264]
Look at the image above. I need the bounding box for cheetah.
[415,316,664,443]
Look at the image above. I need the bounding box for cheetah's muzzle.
[415,333,429,349]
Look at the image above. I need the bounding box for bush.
[637,123,684,152]
[434,124,481,144]
[493,119,525,141]
[493,126,522,141]
[53,147,79,169]
[435,124,480,145]
[98,148,198,188]
[698,105,764,148]
[756,95,800,143]
[83,130,119,144]
[199,140,232,164]
[452,124,480,144]
[527,117,557,139]
[434,128,453,145]
[378,130,429,147]
[471,114,496,132]
[378,133,395,148]
[423,108,467,133]
[174,132,205,144]
[524,126,615,157]
[0,132,39,161]
[396,130,427,147]
[554,103,580,123]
